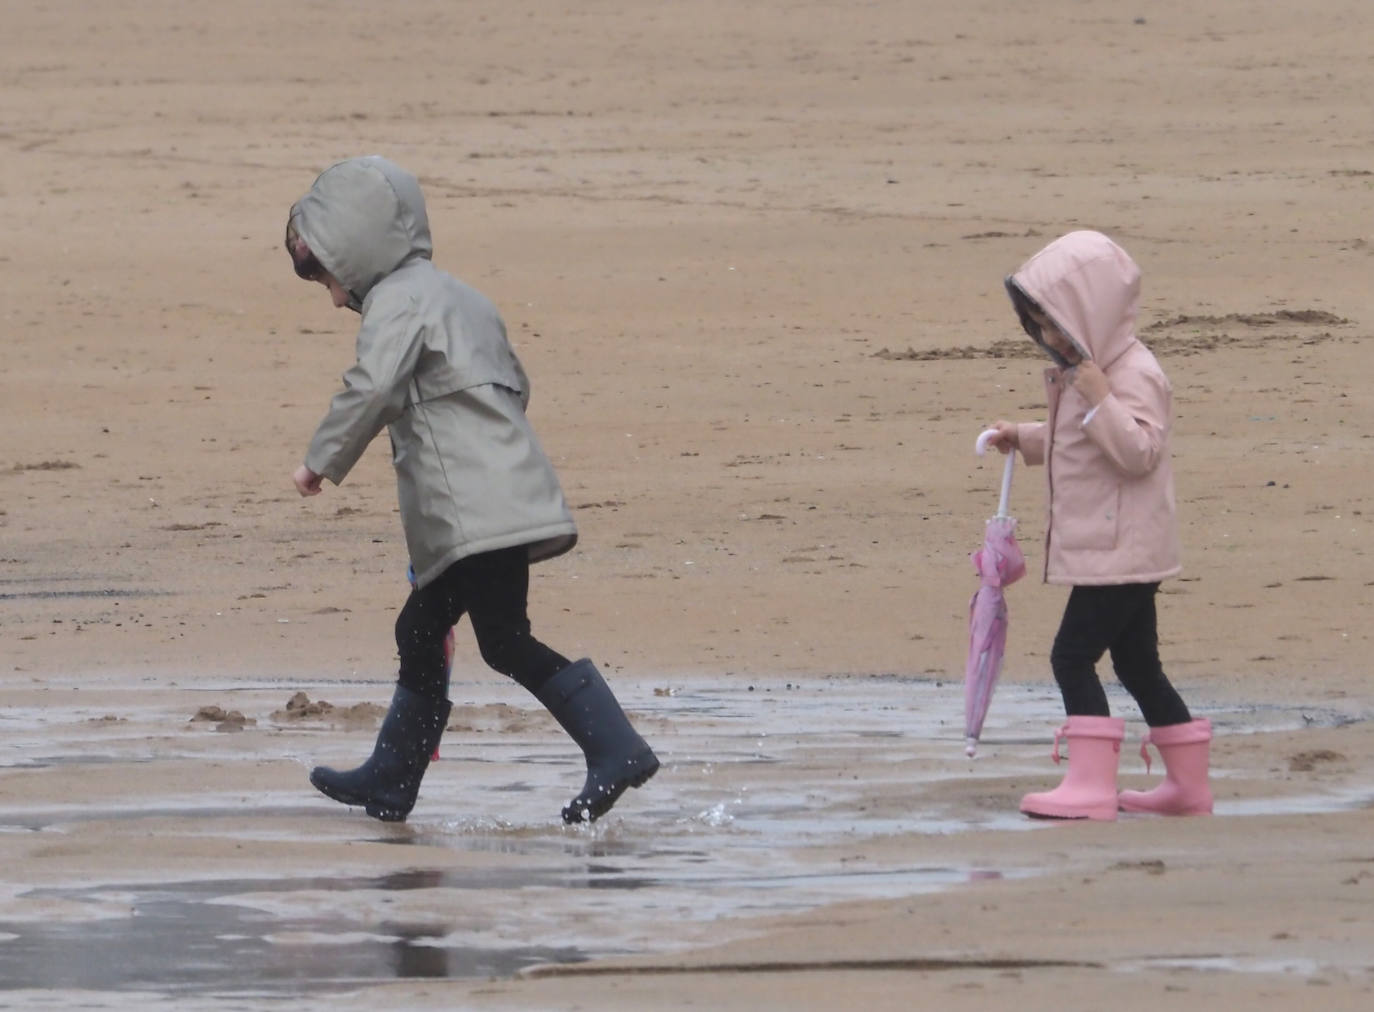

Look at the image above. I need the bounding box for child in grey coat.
[286,156,657,824]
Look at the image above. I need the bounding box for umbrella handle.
[975,429,1016,519]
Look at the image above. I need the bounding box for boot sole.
[563,754,661,825]
[1021,802,1118,821]
[1119,788,1214,815]
[1022,809,1117,821]
[1118,801,1213,816]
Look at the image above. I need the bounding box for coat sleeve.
[304,297,424,484]
[1081,360,1170,478]
[1017,421,1048,466]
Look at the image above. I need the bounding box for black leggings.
[1050,583,1192,727]
[395,546,570,700]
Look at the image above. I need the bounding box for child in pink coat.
[983,230,1213,821]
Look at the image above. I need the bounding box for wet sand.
[2,674,1370,1007]
[3,1,1374,1008]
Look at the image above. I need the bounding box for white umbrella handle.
[975,429,1015,519]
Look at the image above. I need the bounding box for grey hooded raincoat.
[288,156,577,588]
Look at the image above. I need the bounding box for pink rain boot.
[1020,715,1124,821]
[1118,718,1213,815]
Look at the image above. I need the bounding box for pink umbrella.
[964,430,1027,757]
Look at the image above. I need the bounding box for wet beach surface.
[0,675,1368,1000]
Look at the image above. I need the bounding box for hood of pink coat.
[1008,231,1141,369]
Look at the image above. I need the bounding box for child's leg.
[311,575,457,821]
[1107,584,1192,727]
[397,547,570,698]
[452,546,570,694]
[412,548,654,823]
[1049,586,1122,716]
[395,572,468,702]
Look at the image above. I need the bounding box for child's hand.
[293,464,324,497]
[1068,361,1111,406]
[985,421,1019,453]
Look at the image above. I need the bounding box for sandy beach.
[2,1,1372,1008]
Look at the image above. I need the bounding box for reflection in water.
[0,873,588,993]
[0,860,999,993]
[390,925,450,978]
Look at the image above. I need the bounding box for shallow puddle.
[0,675,1366,995]
[0,873,585,992]
[0,863,1005,994]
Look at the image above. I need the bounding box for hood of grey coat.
[287,156,433,306]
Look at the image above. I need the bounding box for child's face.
[286,221,350,308]
[318,273,351,309]
[1028,306,1082,365]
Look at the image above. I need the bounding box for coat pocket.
[1055,479,1121,551]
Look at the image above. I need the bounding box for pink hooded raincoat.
[1007,231,1181,586]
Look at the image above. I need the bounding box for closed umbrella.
[964,430,1027,757]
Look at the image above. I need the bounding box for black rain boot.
[536,658,659,824]
[309,682,451,822]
